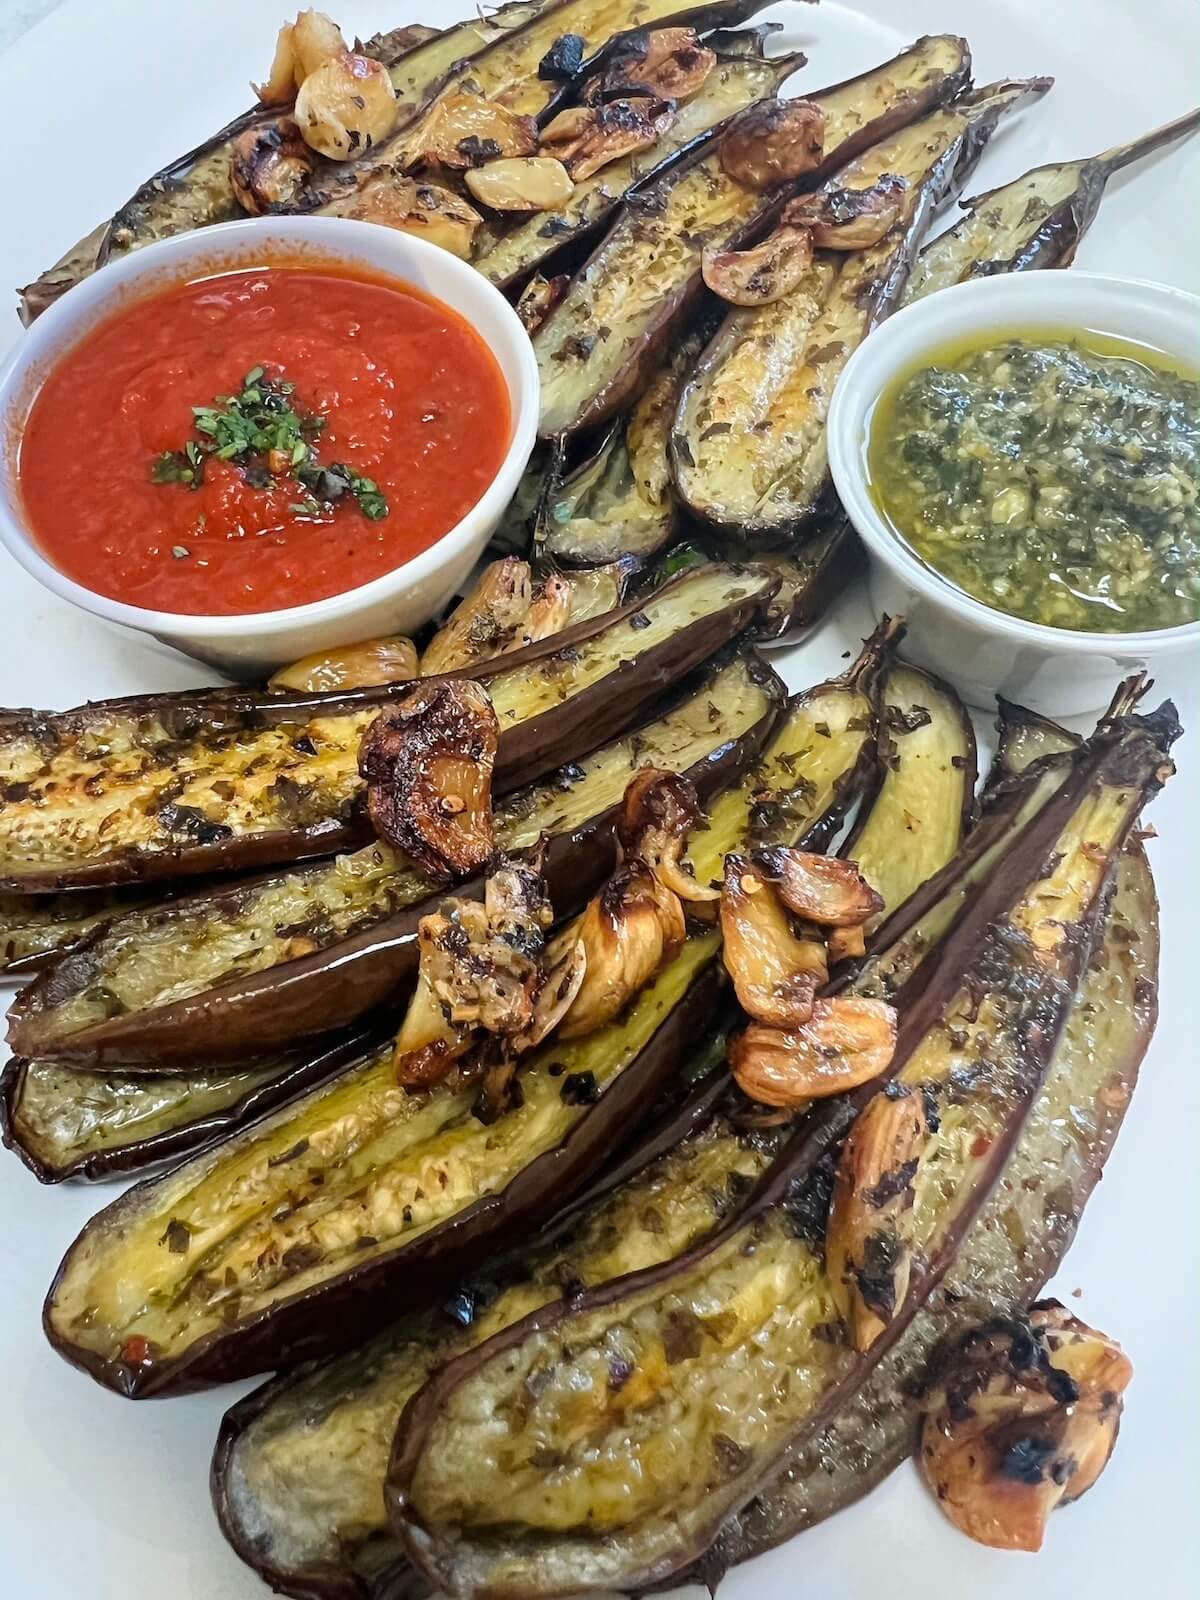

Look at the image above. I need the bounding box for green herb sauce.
[869,330,1200,632]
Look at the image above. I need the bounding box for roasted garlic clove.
[268,635,418,693]
[421,558,570,674]
[393,966,472,1087]
[294,50,398,160]
[590,27,716,103]
[540,97,673,181]
[255,10,347,104]
[920,1302,1133,1552]
[515,272,570,335]
[826,921,867,965]
[558,861,686,1039]
[230,119,316,214]
[359,679,497,878]
[754,847,885,928]
[718,98,826,190]
[729,997,897,1108]
[826,1082,926,1351]
[782,174,908,249]
[466,156,575,212]
[401,92,539,171]
[324,173,484,257]
[616,768,716,903]
[720,853,827,1027]
[702,225,814,307]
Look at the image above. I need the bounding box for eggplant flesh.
[0,563,772,891]
[473,31,803,289]
[0,1033,375,1186]
[670,79,1050,537]
[844,662,976,926]
[208,634,893,1598]
[691,830,1159,1576]
[388,711,1176,1597]
[8,652,778,1066]
[0,885,156,975]
[533,34,972,438]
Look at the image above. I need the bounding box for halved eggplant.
[0,563,774,892]
[9,652,781,1066]
[842,663,976,924]
[751,518,864,643]
[207,630,896,1597]
[15,11,508,319]
[670,77,1052,538]
[0,885,157,975]
[473,28,804,289]
[535,326,712,568]
[533,34,972,438]
[905,103,1200,301]
[386,705,1177,1596]
[685,828,1160,1579]
[0,1032,377,1186]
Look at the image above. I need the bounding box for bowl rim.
[0,215,539,640]
[827,268,1200,656]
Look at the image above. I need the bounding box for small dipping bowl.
[0,217,539,677]
[828,271,1200,715]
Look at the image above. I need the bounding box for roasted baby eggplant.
[686,712,1160,1578]
[473,27,804,289]
[386,705,1177,1595]
[0,885,158,975]
[44,934,725,1398]
[8,653,779,1067]
[0,563,773,891]
[671,76,1052,538]
[842,662,976,926]
[0,1032,376,1185]
[751,518,865,642]
[905,103,1200,301]
[533,34,972,438]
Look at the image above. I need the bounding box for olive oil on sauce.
[867,327,1200,632]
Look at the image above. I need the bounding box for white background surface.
[0,2,1197,1597]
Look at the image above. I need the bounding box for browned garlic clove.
[400,92,539,171]
[920,1302,1133,1552]
[420,558,571,675]
[826,1081,926,1351]
[617,767,716,904]
[359,679,497,878]
[702,225,815,307]
[540,97,673,181]
[294,50,398,160]
[268,635,418,694]
[718,98,825,190]
[782,173,908,248]
[515,272,571,335]
[466,156,575,212]
[720,853,827,1026]
[826,921,868,964]
[728,997,897,1108]
[231,120,316,214]
[754,846,885,927]
[558,861,686,1039]
[589,27,716,103]
[323,172,484,257]
[254,10,347,104]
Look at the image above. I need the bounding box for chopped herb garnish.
[151,363,388,521]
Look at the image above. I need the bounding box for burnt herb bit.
[296,460,390,521]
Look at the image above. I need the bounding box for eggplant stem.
[1099,103,1200,173]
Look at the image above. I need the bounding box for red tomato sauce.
[18,265,511,615]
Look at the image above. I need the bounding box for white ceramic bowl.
[827,271,1200,716]
[0,218,538,677]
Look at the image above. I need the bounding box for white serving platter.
[0,3,1196,1597]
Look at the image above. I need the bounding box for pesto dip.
[869,332,1200,632]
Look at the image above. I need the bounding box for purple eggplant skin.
[750,521,866,643]
[8,653,782,1067]
[532,35,973,440]
[0,563,775,894]
[0,1030,381,1185]
[42,955,727,1400]
[385,707,1178,1597]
